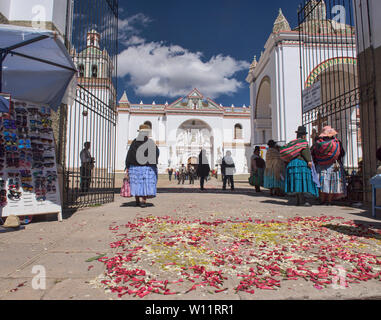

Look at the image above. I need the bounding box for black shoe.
[140,203,147,208]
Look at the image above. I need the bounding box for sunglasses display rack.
[0,99,62,222]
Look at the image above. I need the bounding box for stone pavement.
[0,178,380,300]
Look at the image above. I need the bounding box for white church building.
[246,3,360,169]
[116,89,252,175]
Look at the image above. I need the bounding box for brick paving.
[0,177,380,300]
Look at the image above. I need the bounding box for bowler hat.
[295,126,308,135]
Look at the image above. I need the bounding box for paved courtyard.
[0,178,380,300]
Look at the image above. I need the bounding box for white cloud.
[118,13,151,46]
[118,41,250,99]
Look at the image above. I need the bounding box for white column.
[274,44,281,142]
[250,81,257,146]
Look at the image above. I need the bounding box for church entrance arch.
[255,76,272,144]
[176,119,214,168]
[188,156,199,171]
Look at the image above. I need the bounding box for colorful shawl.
[280,139,308,163]
[312,137,341,166]
[265,147,285,180]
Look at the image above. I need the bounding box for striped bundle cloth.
[312,137,341,166]
[280,139,309,163]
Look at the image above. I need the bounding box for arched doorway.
[176,119,213,167]
[309,61,361,170]
[255,77,272,144]
[188,156,199,171]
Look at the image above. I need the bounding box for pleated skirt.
[264,174,285,190]
[316,162,346,198]
[285,159,319,197]
[129,166,158,198]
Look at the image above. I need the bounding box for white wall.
[280,45,303,143]
[354,0,381,52]
[1,0,69,36]
[116,112,130,172]
[0,0,11,19]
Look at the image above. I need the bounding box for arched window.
[234,124,243,140]
[91,65,98,78]
[78,64,84,78]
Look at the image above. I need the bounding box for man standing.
[168,168,173,181]
[80,141,95,193]
[221,151,235,191]
[178,164,186,185]
[189,166,195,185]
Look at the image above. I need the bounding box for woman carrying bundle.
[125,124,160,207]
[311,126,346,206]
[264,140,286,196]
[282,126,319,206]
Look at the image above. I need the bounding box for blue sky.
[117,0,302,107]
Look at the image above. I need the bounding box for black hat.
[267,140,276,148]
[295,126,308,135]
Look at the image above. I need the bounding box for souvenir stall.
[0,25,77,223]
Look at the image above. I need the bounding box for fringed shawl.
[265,147,286,180]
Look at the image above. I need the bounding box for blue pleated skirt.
[264,174,285,190]
[285,159,319,197]
[129,166,158,198]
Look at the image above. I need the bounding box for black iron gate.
[58,0,118,211]
[298,0,366,202]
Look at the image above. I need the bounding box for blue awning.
[0,95,9,113]
[0,24,77,111]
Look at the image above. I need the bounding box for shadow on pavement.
[260,199,298,207]
[0,226,26,233]
[121,202,155,208]
[323,222,381,240]
[157,187,256,196]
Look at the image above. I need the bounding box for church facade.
[246,3,360,170]
[116,89,252,175]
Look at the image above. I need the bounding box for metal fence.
[58,0,118,210]
[353,0,379,200]
[298,0,366,202]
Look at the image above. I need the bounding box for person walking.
[221,151,235,191]
[80,141,95,193]
[264,140,286,196]
[197,149,210,191]
[250,146,266,193]
[168,168,173,181]
[189,166,195,185]
[311,126,347,205]
[125,124,159,208]
[284,126,319,206]
[178,164,186,185]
